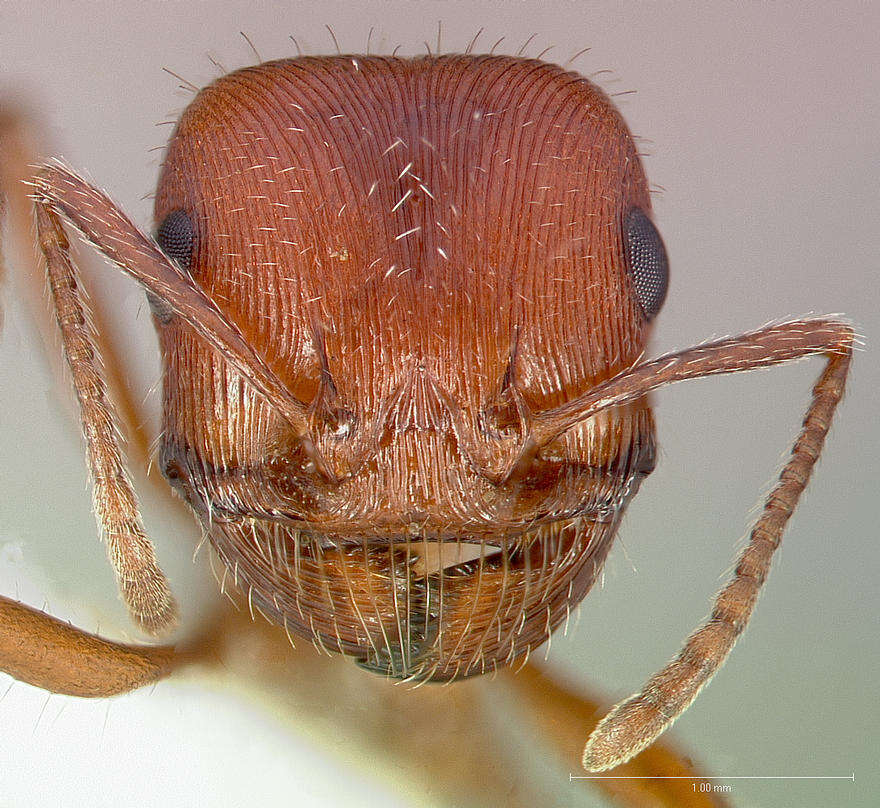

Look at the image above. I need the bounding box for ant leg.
[0,108,28,310]
[0,595,176,697]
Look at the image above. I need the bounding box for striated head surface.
[153,55,658,680]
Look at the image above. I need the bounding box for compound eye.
[149,210,195,322]
[156,209,195,270]
[624,208,669,319]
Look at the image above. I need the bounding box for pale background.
[1,2,877,806]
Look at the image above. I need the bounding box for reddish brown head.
[153,55,665,680]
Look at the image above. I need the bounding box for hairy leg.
[0,595,176,697]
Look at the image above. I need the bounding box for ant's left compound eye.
[156,209,195,270]
[624,207,669,319]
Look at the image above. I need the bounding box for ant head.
[153,54,666,481]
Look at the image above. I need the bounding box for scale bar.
[570,774,855,781]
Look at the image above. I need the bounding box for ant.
[1,47,853,807]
